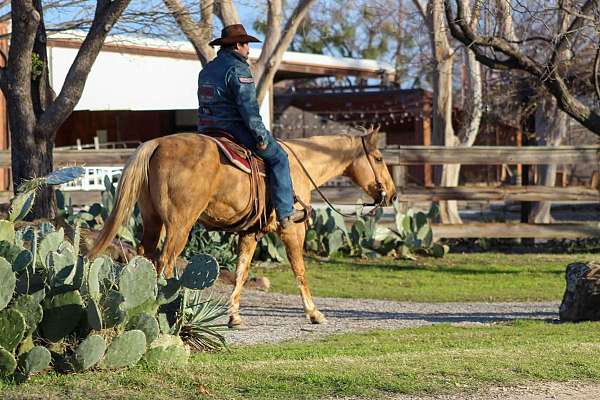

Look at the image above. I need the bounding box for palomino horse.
[89,128,396,326]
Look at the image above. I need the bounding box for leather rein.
[278,137,387,219]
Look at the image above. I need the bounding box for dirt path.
[383,382,600,400]
[220,289,558,345]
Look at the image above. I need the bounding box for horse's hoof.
[308,310,327,324]
[228,315,244,329]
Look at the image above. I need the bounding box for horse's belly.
[199,165,255,227]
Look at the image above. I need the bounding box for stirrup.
[293,195,311,224]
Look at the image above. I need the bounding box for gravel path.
[219,289,558,345]
[217,290,600,399]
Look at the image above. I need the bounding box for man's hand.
[256,142,268,151]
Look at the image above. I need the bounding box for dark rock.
[559,262,600,322]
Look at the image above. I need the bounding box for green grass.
[253,253,595,302]
[3,320,600,399]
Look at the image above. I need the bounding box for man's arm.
[227,65,271,149]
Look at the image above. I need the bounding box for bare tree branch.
[214,0,240,26]
[36,0,132,135]
[163,0,215,65]
[255,0,317,102]
[6,0,40,111]
[254,0,283,79]
[595,42,600,101]
[445,0,600,135]
[411,0,427,21]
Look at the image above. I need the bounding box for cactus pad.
[119,257,157,310]
[0,308,26,352]
[0,257,16,310]
[180,254,219,290]
[12,249,33,273]
[72,335,106,371]
[100,290,126,328]
[100,330,146,369]
[20,346,51,376]
[45,166,86,186]
[126,313,159,345]
[9,190,35,222]
[157,278,182,305]
[0,220,15,243]
[87,257,109,300]
[40,290,84,342]
[38,228,64,268]
[86,299,103,331]
[143,334,189,366]
[0,347,16,376]
[12,295,43,336]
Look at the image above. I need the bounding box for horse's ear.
[366,125,380,151]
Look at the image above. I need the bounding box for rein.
[278,137,387,218]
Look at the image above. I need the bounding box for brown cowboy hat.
[209,24,261,47]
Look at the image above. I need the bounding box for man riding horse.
[197,24,307,229]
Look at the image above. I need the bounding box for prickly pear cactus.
[157,278,182,305]
[119,257,157,311]
[143,334,189,366]
[0,220,15,243]
[0,347,16,376]
[87,257,111,300]
[45,166,86,186]
[12,295,43,336]
[86,299,103,331]
[9,190,36,222]
[126,313,159,345]
[0,257,16,310]
[12,249,33,273]
[180,254,219,290]
[72,335,106,371]
[100,330,147,369]
[38,228,64,268]
[100,290,126,328]
[19,346,51,377]
[40,290,84,342]
[0,308,26,352]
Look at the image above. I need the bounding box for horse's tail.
[88,139,160,259]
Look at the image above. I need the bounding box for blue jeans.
[208,125,295,221]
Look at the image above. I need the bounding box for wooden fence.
[0,146,597,239]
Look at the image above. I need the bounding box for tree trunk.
[531,96,567,223]
[10,126,55,218]
[433,0,482,224]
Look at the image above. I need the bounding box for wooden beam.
[0,146,596,168]
[0,149,136,168]
[398,186,600,202]
[383,146,599,165]
[431,223,600,239]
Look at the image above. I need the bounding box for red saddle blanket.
[199,131,266,176]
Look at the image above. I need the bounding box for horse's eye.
[374,156,383,162]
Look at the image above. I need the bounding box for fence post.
[392,165,408,213]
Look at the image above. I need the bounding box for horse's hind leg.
[228,233,258,328]
[279,224,326,324]
[157,220,197,278]
[137,186,163,264]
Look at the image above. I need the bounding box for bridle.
[278,137,388,218]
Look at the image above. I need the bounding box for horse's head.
[344,127,397,206]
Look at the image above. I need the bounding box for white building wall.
[49,46,272,129]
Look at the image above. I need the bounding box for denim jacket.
[197,48,269,146]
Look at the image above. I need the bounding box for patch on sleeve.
[198,84,215,100]
[239,76,254,84]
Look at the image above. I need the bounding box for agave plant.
[174,292,228,352]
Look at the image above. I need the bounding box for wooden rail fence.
[0,146,597,239]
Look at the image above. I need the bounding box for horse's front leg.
[279,223,326,324]
[228,233,258,328]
